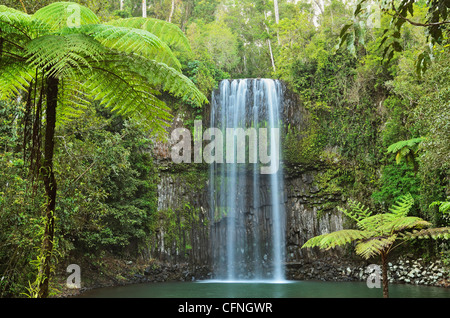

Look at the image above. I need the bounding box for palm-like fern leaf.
[338,199,372,224]
[387,138,423,165]
[0,59,33,99]
[26,33,105,78]
[387,138,423,154]
[32,2,99,33]
[106,17,191,52]
[358,213,397,232]
[82,60,172,135]
[2,1,207,133]
[0,5,33,38]
[430,199,450,214]
[377,216,431,235]
[355,235,397,259]
[302,229,367,250]
[405,227,450,240]
[388,193,414,217]
[358,194,419,233]
[57,77,90,126]
[124,54,208,107]
[76,24,181,70]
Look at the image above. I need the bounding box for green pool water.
[77,280,449,298]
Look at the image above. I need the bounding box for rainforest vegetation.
[0,0,449,297]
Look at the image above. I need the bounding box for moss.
[310,162,355,219]
[282,122,323,166]
[148,165,209,257]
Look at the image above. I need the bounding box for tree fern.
[302,192,448,298]
[26,33,106,78]
[0,2,208,298]
[106,17,191,52]
[387,137,423,166]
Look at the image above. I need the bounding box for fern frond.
[405,227,450,240]
[106,17,191,52]
[338,199,372,224]
[126,55,208,107]
[101,53,207,108]
[26,33,105,78]
[32,2,99,33]
[378,216,431,235]
[355,235,397,259]
[56,77,90,126]
[388,193,414,217]
[358,213,397,232]
[387,138,423,164]
[387,138,423,154]
[0,58,33,99]
[430,199,450,214]
[78,24,181,70]
[302,229,366,250]
[0,5,33,38]
[81,60,173,136]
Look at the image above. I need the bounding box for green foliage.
[0,1,208,136]
[372,162,420,208]
[106,17,191,52]
[0,101,45,296]
[338,1,448,75]
[0,1,207,297]
[186,19,240,74]
[1,0,449,297]
[387,137,423,167]
[430,199,450,215]
[190,0,220,23]
[413,51,450,174]
[304,194,440,260]
[340,199,372,224]
[0,98,161,295]
[282,123,322,165]
[55,108,159,255]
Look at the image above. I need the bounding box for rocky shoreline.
[286,257,449,288]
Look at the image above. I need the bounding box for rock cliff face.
[284,168,345,263]
[147,81,347,270]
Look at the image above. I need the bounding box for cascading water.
[209,78,286,282]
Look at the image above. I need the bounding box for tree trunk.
[0,37,4,57]
[268,39,276,73]
[37,75,58,298]
[168,0,175,22]
[381,252,389,298]
[274,0,280,45]
[142,0,147,17]
[120,0,124,11]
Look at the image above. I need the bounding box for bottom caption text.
[178,301,273,315]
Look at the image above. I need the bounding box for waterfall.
[209,78,286,282]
